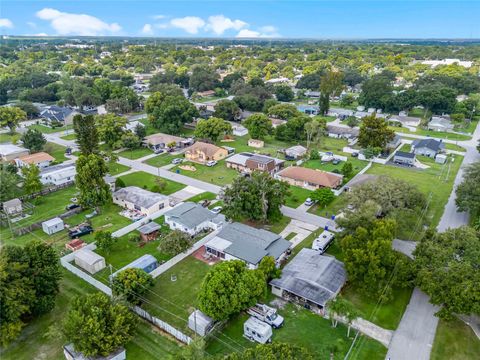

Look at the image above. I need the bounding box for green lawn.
[0,132,19,143]
[453,118,479,134]
[303,157,369,183]
[0,269,181,360]
[60,133,76,140]
[107,161,130,176]
[118,147,153,160]
[444,143,466,152]
[206,303,387,360]
[309,193,349,218]
[341,284,413,330]
[186,192,218,203]
[141,256,211,332]
[285,232,297,241]
[285,185,312,208]
[260,215,291,234]
[29,124,73,134]
[171,160,239,187]
[431,318,480,360]
[216,135,292,158]
[366,154,463,235]
[144,153,179,167]
[118,171,186,195]
[391,126,471,141]
[44,142,68,163]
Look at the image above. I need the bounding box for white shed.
[74,249,106,274]
[435,154,447,164]
[188,309,214,336]
[42,217,64,235]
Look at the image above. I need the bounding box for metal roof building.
[270,248,346,308]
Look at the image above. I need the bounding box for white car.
[304,198,315,206]
[206,160,217,167]
[171,158,183,165]
[211,206,223,214]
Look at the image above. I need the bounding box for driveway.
[279,219,318,248]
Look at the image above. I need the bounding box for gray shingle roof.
[165,202,218,229]
[270,248,346,307]
[412,138,445,152]
[395,151,415,159]
[138,222,161,234]
[113,186,168,209]
[216,223,291,265]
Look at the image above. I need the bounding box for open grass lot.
[44,142,68,163]
[0,269,181,360]
[285,185,312,208]
[141,256,211,332]
[29,124,73,134]
[454,117,479,134]
[171,160,239,186]
[186,191,217,203]
[118,171,186,195]
[107,161,130,175]
[206,302,387,360]
[118,146,153,160]
[443,142,466,152]
[431,318,480,360]
[0,131,19,143]
[309,192,349,218]
[391,126,471,141]
[60,133,76,140]
[366,154,463,233]
[217,135,292,158]
[144,153,180,167]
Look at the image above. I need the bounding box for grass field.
[431,318,480,360]
[44,142,68,163]
[0,131,19,143]
[391,126,471,141]
[206,302,387,360]
[141,256,211,332]
[443,142,466,152]
[107,161,130,176]
[29,124,73,134]
[118,147,154,159]
[144,153,180,167]
[60,133,76,140]
[309,193,349,218]
[186,191,217,203]
[118,171,186,195]
[0,269,181,360]
[303,157,369,183]
[171,160,239,186]
[285,185,312,208]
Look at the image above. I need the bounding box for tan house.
[15,152,55,169]
[184,142,228,164]
[276,166,343,189]
[226,152,284,175]
[0,144,29,162]
[143,133,193,151]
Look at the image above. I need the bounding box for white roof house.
[285,145,307,159]
[113,186,169,216]
[164,202,224,236]
[0,144,29,162]
[74,248,106,274]
[124,120,145,132]
[428,116,454,132]
[40,164,76,185]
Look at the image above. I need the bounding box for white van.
[243,317,273,344]
[312,230,335,254]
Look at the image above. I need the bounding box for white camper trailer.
[312,230,335,254]
[243,317,273,344]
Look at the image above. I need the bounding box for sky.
[0,1,479,39]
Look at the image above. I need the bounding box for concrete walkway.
[279,219,318,248]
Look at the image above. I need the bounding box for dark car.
[65,203,80,211]
[68,225,93,239]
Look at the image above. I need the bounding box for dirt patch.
[179,165,196,171]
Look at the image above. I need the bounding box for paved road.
[392,239,416,259]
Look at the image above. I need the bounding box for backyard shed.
[3,198,22,216]
[42,217,64,235]
[111,254,159,279]
[74,248,106,274]
[188,309,214,336]
[138,221,161,242]
[435,153,448,164]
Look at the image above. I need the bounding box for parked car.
[332,159,340,165]
[211,206,223,214]
[304,198,315,206]
[172,158,183,164]
[206,160,217,167]
[352,152,359,157]
[65,203,80,211]
[68,225,93,239]
[154,148,164,154]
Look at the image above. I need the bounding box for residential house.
[428,116,454,132]
[285,145,307,160]
[266,77,290,84]
[143,133,193,151]
[39,105,78,126]
[197,90,216,97]
[393,151,416,166]
[204,222,291,269]
[164,202,224,236]
[40,164,76,185]
[230,122,248,136]
[124,120,145,132]
[276,166,343,190]
[297,104,319,116]
[412,139,445,158]
[0,144,29,162]
[184,142,228,164]
[386,135,402,150]
[388,115,421,128]
[270,248,346,311]
[328,108,354,119]
[226,152,285,175]
[113,186,169,216]
[304,91,320,98]
[326,124,359,139]
[15,152,55,169]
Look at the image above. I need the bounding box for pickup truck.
[247,304,284,329]
[68,225,94,239]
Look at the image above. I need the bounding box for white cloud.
[0,18,13,28]
[236,26,280,38]
[142,23,153,35]
[152,15,166,20]
[155,23,169,29]
[170,16,205,34]
[34,33,48,37]
[206,15,247,35]
[260,25,277,34]
[27,21,37,28]
[236,29,260,38]
[36,8,121,36]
